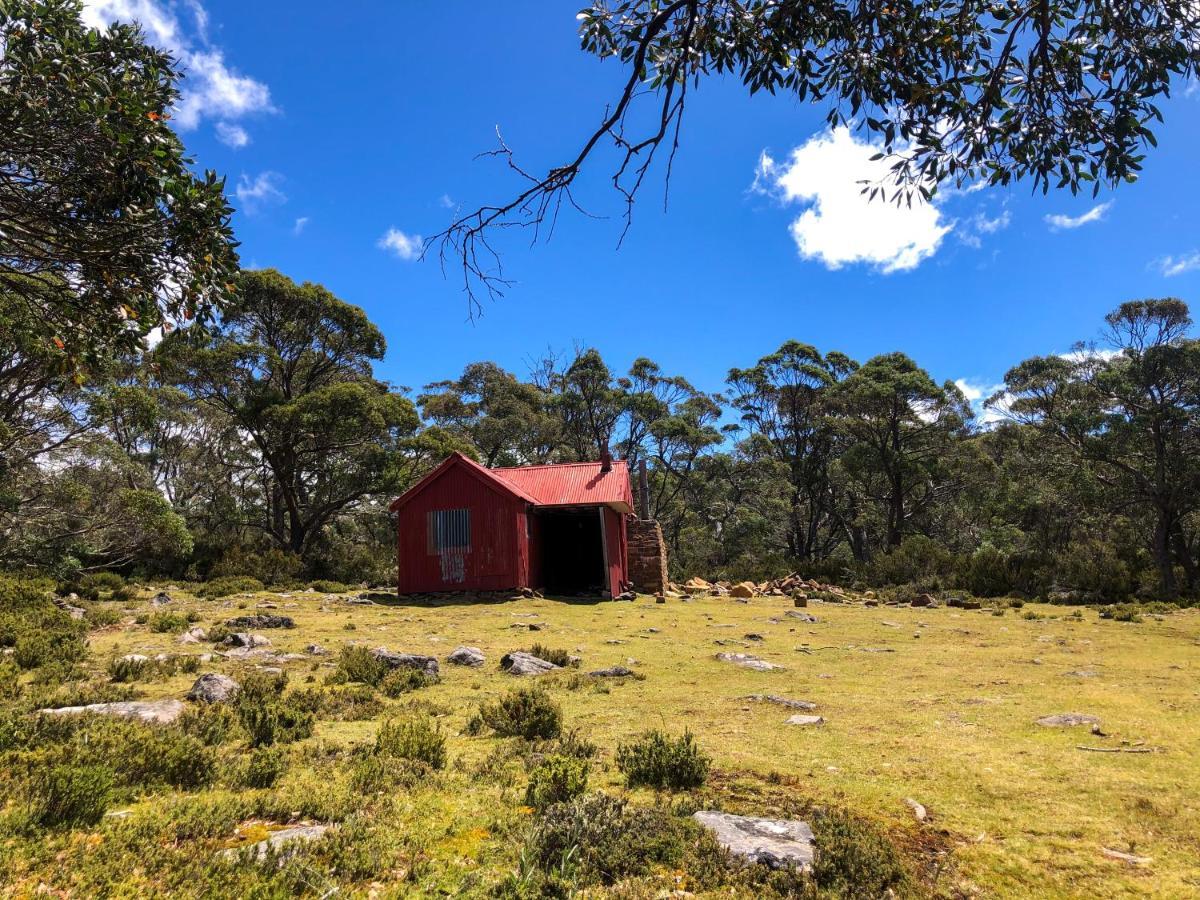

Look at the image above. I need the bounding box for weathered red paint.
[389,453,631,597]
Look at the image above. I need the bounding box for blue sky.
[85,1,1200,415]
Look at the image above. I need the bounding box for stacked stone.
[628,519,668,595]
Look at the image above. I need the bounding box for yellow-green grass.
[15,587,1200,897]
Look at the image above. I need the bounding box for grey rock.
[371,648,440,677]
[222,824,331,864]
[120,653,150,663]
[691,811,815,870]
[53,596,87,620]
[785,714,825,726]
[223,632,271,649]
[500,650,560,676]
[304,643,329,656]
[616,590,636,601]
[177,626,208,644]
[446,645,486,667]
[744,633,765,642]
[589,665,635,677]
[743,694,818,711]
[151,591,172,606]
[785,611,818,623]
[1035,712,1101,727]
[187,673,240,703]
[715,652,785,672]
[225,614,294,630]
[39,699,186,725]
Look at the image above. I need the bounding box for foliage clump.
[374,714,446,770]
[475,686,562,740]
[616,729,709,790]
[235,672,314,747]
[524,754,589,809]
[197,576,265,599]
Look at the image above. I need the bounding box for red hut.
[389,452,634,597]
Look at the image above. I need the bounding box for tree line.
[4,262,1199,602]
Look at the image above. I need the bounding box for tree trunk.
[1153,512,1178,599]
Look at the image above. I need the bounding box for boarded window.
[427,508,470,553]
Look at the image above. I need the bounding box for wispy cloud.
[292,217,310,236]
[81,1,274,139]
[215,121,250,149]
[754,127,951,274]
[438,194,456,209]
[958,208,1012,249]
[234,171,286,212]
[378,228,423,261]
[1044,201,1112,231]
[1154,251,1200,277]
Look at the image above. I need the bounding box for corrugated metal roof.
[389,452,539,512]
[493,460,634,513]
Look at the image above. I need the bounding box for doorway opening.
[538,507,606,595]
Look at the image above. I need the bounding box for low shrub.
[526,644,578,668]
[332,644,389,686]
[238,746,289,788]
[309,580,349,594]
[84,605,122,628]
[179,702,240,746]
[291,685,383,722]
[108,655,154,682]
[810,807,909,897]
[148,611,194,633]
[375,714,446,770]
[236,672,314,747]
[0,576,87,672]
[528,793,691,888]
[25,762,115,830]
[197,576,265,599]
[380,667,435,697]
[525,754,589,809]
[79,572,124,594]
[477,686,562,740]
[616,729,709,790]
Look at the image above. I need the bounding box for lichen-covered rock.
[692,811,815,869]
[221,824,331,864]
[715,652,785,671]
[446,646,485,667]
[371,648,439,677]
[224,614,294,630]
[188,673,240,703]
[223,632,271,649]
[38,699,186,725]
[177,626,208,644]
[589,665,635,677]
[500,651,560,676]
[1035,713,1101,727]
[743,694,817,710]
[785,714,825,726]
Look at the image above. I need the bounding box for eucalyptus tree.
[999,299,1200,597]
[160,269,421,560]
[0,0,236,366]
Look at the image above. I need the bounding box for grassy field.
[4,585,1199,898]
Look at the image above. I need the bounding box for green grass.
[3,583,1198,897]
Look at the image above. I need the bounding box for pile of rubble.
[671,574,853,601]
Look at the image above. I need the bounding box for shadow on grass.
[364,591,619,609]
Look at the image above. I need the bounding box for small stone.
[785,714,824,726]
[904,798,928,822]
[304,643,329,656]
[446,646,486,667]
[744,633,765,642]
[785,611,818,623]
[177,626,207,644]
[223,632,271,649]
[1101,847,1152,866]
[715,652,785,671]
[187,673,240,703]
[589,665,635,677]
[500,651,560,676]
[371,648,440,677]
[1035,713,1101,727]
[150,591,172,606]
[222,824,331,864]
[743,694,817,711]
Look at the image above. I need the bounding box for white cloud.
[214,121,250,149]
[958,209,1012,249]
[81,1,273,136]
[292,216,309,236]
[1155,251,1200,277]
[438,194,456,209]
[1044,201,1112,231]
[754,128,950,273]
[378,228,424,261]
[234,172,286,212]
[955,378,1008,425]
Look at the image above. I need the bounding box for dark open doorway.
[538,507,606,595]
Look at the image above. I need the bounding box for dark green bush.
[79,572,124,594]
[811,807,909,898]
[525,754,589,809]
[0,576,87,671]
[25,762,114,829]
[291,684,383,721]
[84,605,122,628]
[197,576,265,599]
[179,702,240,746]
[332,644,389,686]
[380,667,435,697]
[478,686,562,740]
[148,611,193,633]
[238,746,288,788]
[616,729,709,790]
[375,714,446,770]
[236,672,314,747]
[108,655,154,682]
[309,580,349,594]
[529,793,691,888]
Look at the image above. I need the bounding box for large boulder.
[446,646,486,667]
[730,581,757,599]
[38,699,186,725]
[692,811,815,869]
[371,648,440,677]
[589,665,635,677]
[188,673,241,703]
[225,614,294,630]
[715,652,785,672]
[150,591,172,606]
[500,651,560,676]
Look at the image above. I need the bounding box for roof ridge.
[494,459,628,471]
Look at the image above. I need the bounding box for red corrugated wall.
[395,464,528,593]
[603,507,627,596]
